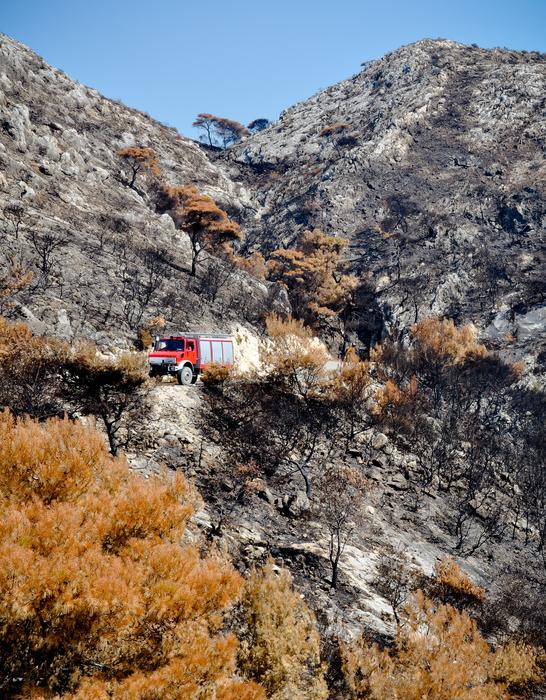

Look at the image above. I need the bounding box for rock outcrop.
[227,39,545,369]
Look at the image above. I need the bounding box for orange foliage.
[320,122,350,137]
[136,326,153,349]
[201,363,232,387]
[147,314,166,333]
[137,316,167,348]
[328,347,370,402]
[326,347,371,441]
[117,146,161,187]
[63,342,149,455]
[0,412,265,698]
[342,591,542,699]
[268,229,357,322]
[0,257,33,313]
[231,251,268,280]
[193,113,250,148]
[432,557,486,606]
[373,376,418,414]
[238,560,328,700]
[411,317,489,364]
[265,312,314,341]
[0,315,70,417]
[0,316,149,453]
[163,185,243,275]
[263,314,328,399]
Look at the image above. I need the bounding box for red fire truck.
[148,333,234,385]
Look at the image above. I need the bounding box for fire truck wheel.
[177,366,193,386]
[191,372,198,384]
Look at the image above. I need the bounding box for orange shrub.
[0,315,70,418]
[342,591,542,699]
[432,557,486,607]
[327,347,370,402]
[0,412,264,698]
[265,312,314,341]
[136,326,153,349]
[326,347,371,443]
[0,316,149,455]
[238,560,327,700]
[411,317,489,364]
[373,376,418,421]
[0,257,33,314]
[263,314,328,400]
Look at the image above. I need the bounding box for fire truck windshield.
[156,338,185,351]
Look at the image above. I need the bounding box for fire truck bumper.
[149,358,178,374]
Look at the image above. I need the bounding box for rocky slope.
[1,34,544,363]
[1,32,545,657]
[0,33,277,346]
[227,39,546,369]
[130,375,543,643]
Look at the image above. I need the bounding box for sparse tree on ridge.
[193,113,250,148]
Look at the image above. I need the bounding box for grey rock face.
[0,33,278,344]
[226,39,546,368]
[371,432,389,451]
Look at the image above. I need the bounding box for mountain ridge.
[1,32,544,365]
[223,37,545,370]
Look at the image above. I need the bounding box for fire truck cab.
[148,333,234,385]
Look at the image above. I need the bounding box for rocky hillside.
[0,33,278,346]
[1,31,545,663]
[1,34,544,364]
[227,39,546,368]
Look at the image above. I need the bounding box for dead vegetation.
[341,590,542,700]
[0,411,342,699]
[0,316,149,454]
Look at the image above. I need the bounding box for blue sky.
[1,0,545,137]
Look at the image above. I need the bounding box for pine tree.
[193,114,250,148]
[163,185,243,276]
[268,229,358,334]
[117,146,160,188]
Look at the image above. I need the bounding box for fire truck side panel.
[198,338,233,369]
[198,339,212,368]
